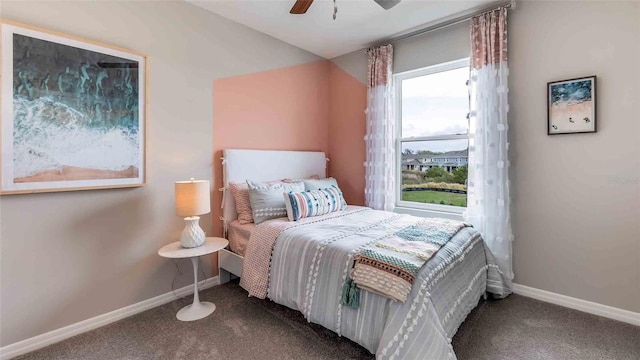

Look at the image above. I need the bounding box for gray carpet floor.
[14,281,640,360]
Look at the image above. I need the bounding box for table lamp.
[175,178,211,248]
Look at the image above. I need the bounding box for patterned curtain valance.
[367,44,393,88]
[471,7,508,70]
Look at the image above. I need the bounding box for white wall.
[0,0,319,346]
[331,1,640,313]
[394,21,470,74]
[509,0,640,313]
[330,49,367,84]
[331,21,470,83]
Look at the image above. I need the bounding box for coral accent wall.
[212,61,330,236]
[328,63,367,206]
[212,60,367,239]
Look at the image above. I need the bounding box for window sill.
[393,206,464,221]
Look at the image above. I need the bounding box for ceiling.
[188,0,497,59]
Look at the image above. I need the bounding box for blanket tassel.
[341,278,361,308]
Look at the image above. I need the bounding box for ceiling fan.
[290,0,401,15]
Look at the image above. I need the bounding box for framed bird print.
[1,20,147,194]
[547,75,597,135]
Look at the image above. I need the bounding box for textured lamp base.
[180,216,205,248]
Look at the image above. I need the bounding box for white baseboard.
[0,276,220,360]
[512,283,640,327]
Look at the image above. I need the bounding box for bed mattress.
[227,220,255,257]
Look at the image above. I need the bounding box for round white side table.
[158,237,229,321]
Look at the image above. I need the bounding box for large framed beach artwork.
[547,75,597,135]
[1,21,147,194]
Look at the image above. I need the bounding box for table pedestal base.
[176,257,216,321]
[177,301,216,321]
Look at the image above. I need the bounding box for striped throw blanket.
[342,218,469,307]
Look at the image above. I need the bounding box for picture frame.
[1,20,147,195]
[547,75,596,135]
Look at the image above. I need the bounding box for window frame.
[394,58,471,215]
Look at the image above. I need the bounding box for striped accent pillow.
[283,186,347,221]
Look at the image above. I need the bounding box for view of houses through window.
[396,60,470,210]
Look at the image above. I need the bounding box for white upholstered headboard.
[221,149,327,230]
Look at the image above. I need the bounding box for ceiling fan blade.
[373,0,401,10]
[290,0,314,14]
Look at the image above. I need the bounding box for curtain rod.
[372,0,515,47]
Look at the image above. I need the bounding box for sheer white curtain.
[465,7,514,292]
[364,44,395,211]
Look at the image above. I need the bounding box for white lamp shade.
[175,179,211,217]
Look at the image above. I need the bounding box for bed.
[218,149,508,360]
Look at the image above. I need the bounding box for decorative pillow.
[247,180,305,224]
[228,182,254,224]
[302,177,339,191]
[282,175,320,183]
[283,186,346,222]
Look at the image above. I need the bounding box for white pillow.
[302,177,339,191]
[247,180,305,224]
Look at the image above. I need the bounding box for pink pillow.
[228,182,253,224]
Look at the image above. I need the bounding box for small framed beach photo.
[1,20,147,194]
[547,75,596,135]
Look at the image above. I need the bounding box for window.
[395,59,470,213]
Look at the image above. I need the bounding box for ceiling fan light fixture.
[373,0,401,10]
[289,0,401,18]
